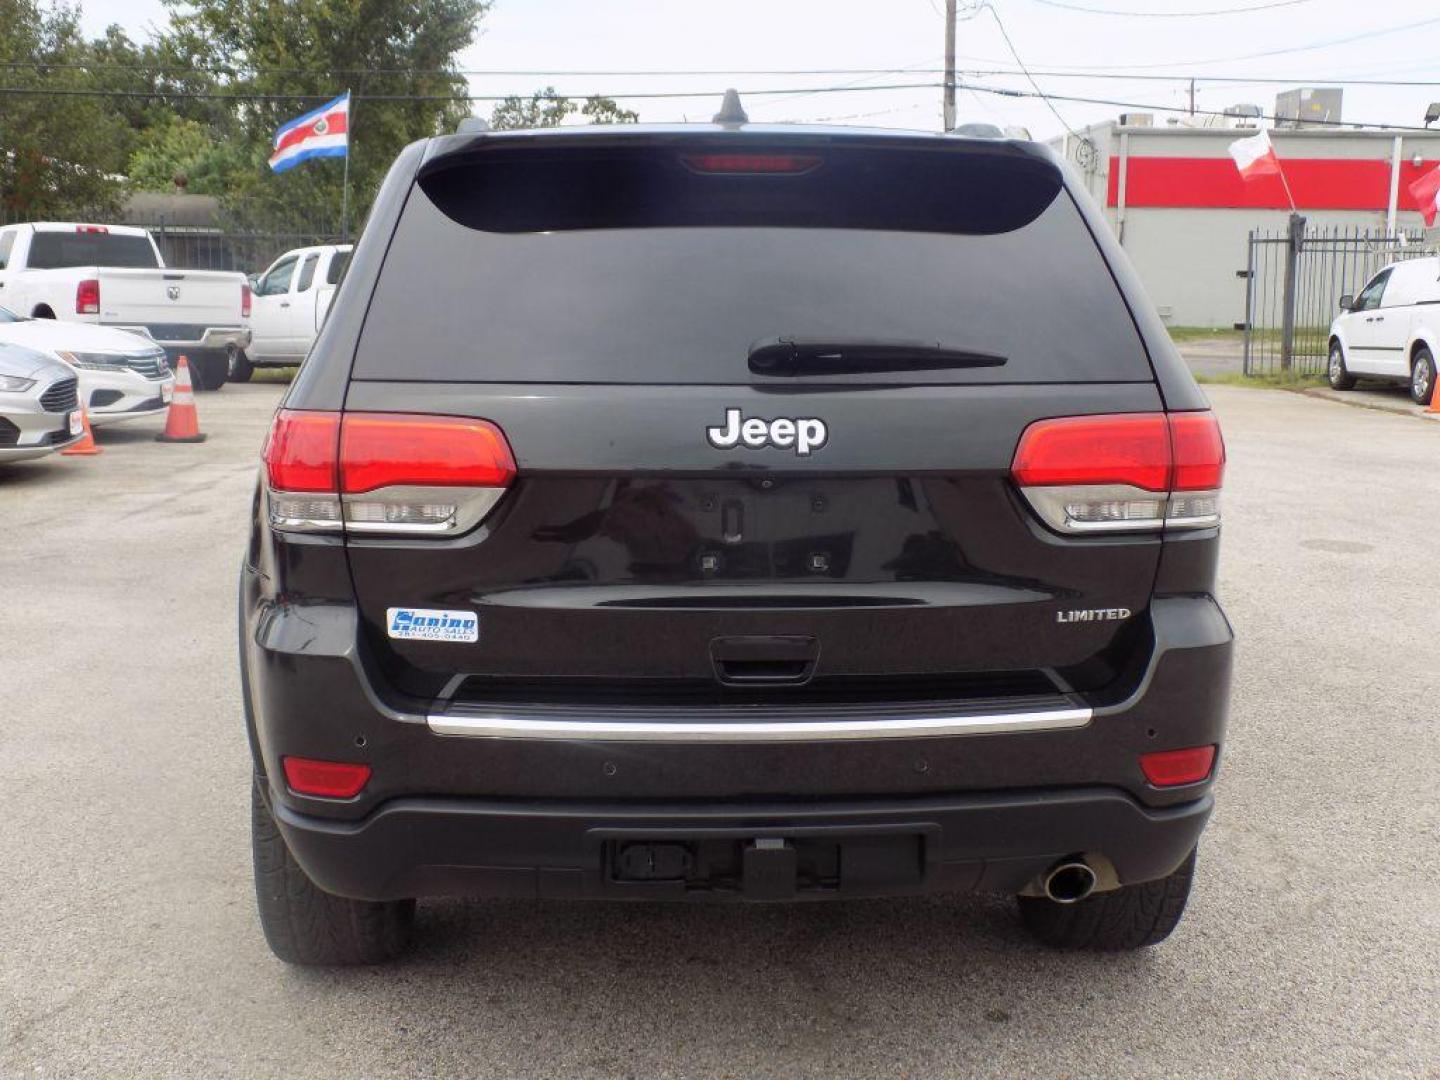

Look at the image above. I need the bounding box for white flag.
[1228,129,1281,181]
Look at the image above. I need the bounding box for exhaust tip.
[1044,860,1098,904]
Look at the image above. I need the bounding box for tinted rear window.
[26,231,159,269]
[354,140,1148,385]
[326,251,350,284]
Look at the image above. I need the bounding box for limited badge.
[386,607,479,643]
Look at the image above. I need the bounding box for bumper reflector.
[1140,745,1216,787]
[282,756,372,799]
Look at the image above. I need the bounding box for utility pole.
[943,0,957,132]
[1189,78,1195,117]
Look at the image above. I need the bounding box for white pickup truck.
[0,222,251,391]
[234,243,351,381]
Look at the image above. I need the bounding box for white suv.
[1328,256,1439,405]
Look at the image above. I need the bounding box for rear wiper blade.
[747,336,1006,377]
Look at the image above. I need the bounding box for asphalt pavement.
[1,384,1436,1079]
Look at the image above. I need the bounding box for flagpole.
[340,89,352,242]
[1275,162,1297,213]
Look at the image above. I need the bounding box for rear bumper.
[110,324,251,350]
[266,784,1212,903]
[242,554,1233,902]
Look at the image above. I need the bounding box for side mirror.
[1338,294,1354,312]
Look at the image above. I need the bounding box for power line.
[960,78,1440,133]
[0,58,1437,87]
[1027,0,1316,16]
[975,3,1078,138]
[962,12,1440,70]
[0,81,946,104]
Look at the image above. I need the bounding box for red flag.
[1409,164,1440,228]
[1228,130,1281,180]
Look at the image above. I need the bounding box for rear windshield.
[354,141,1148,384]
[27,231,159,269]
[326,251,350,285]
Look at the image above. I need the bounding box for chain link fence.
[1241,223,1437,376]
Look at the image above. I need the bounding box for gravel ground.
[1,384,1436,1079]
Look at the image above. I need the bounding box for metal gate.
[1241,224,1436,376]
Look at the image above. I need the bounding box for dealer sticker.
[386,607,479,643]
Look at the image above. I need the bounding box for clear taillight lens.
[261,410,515,535]
[1011,412,1225,534]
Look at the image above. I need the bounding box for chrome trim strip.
[427,706,1092,743]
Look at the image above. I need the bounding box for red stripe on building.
[1107,156,1439,211]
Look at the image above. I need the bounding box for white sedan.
[0,306,175,425]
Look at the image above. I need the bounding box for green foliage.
[1,0,641,231]
[0,0,132,218]
[489,87,640,130]
[162,0,489,230]
[127,116,246,195]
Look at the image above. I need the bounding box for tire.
[251,775,415,965]
[1411,346,1436,406]
[181,350,228,391]
[227,347,255,383]
[1327,341,1356,391]
[1018,848,1197,951]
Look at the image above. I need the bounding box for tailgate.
[338,131,1163,705]
[98,268,244,326]
[343,381,1163,702]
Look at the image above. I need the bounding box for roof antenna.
[712,88,749,126]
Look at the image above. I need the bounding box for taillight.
[241,282,252,319]
[1140,745,1217,787]
[282,756,371,799]
[262,410,516,535]
[679,152,823,174]
[75,224,108,234]
[76,278,100,315]
[1011,411,1224,534]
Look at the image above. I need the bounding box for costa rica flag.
[269,92,349,173]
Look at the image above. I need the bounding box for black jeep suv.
[241,120,1232,965]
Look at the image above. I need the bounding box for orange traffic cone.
[60,408,102,456]
[155,355,206,444]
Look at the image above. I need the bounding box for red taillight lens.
[262,411,515,535]
[282,756,371,799]
[339,413,515,494]
[263,409,340,492]
[1169,411,1226,491]
[679,152,823,175]
[241,282,252,319]
[1011,411,1224,534]
[1140,745,1217,787]
[75,224,108,234]
[1012,414,1171,492]
[76,278,100,315]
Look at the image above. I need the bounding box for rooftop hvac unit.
[1119,112,1153,127]
[1275,88,1342,128]
[1222,103,1262,129]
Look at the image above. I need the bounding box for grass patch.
[1167,326,1243,344]
[1195,371,1326,389]
[251,366,299,384]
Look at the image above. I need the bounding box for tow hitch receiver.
[743,838,798,900]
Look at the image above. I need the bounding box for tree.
[162,0,489,229]
[0,0,134,218]
[127,116,246,196]
[489,87,639,131]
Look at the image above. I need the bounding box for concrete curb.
[1297,386,1440,423]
